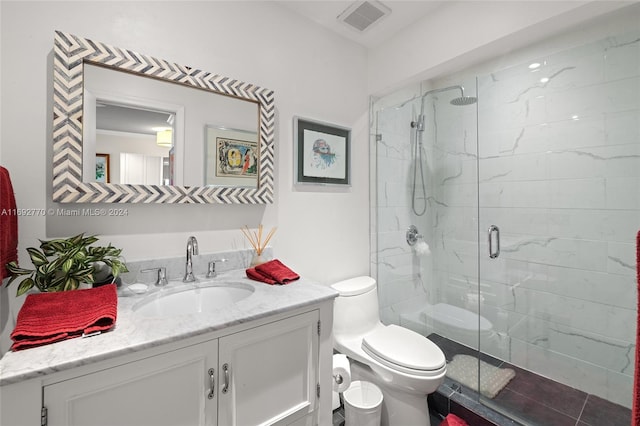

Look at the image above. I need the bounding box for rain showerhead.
[418,85,477,108]
[450,95,477,106]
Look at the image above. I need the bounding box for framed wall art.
[204,125,259,188]
[294,117,351,186]
[95,153,110,183]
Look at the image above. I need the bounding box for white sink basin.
[134,282,254,317]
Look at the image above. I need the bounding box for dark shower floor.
[427,333,632,426]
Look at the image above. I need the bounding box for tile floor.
[330,334,631,425]
[428,334,632,426]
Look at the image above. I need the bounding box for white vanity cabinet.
[218,310,319,426]
[35,309,320,426]
[44,340,219,426]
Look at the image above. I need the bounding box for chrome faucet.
[183,236,199,282]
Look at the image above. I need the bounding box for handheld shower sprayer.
[409,85,477,216]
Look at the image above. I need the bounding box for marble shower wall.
[473,31,639,408]
[372,30,639,409]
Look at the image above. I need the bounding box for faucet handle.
[141,267,168,287]
[206,259,227,278]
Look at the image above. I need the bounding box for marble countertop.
[0,270,338,386]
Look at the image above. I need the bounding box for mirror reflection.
[82,63,259,188]
[205,125,258,188]
[94,103,174,186]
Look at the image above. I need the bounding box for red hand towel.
[11,284,118,351]
[632,230,640,426]
[439,414,468,426]
[255,259,300,284]
[246,267,277,285]
[0,166,18,280]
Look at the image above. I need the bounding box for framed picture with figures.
[293,117,350,186]
[96,154,110,183]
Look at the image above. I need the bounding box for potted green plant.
[5,233,128,296]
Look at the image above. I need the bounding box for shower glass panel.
[477,29,640,415]
[374,90,444,327]
[371,12,639,425]
[373,79,480,362]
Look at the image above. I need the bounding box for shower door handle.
[488,225,500,259]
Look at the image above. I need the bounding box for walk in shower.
[371,9,639,425]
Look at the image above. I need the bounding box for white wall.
[0,1,370,291]
[367,1,633,96]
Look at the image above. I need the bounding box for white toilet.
[332,276,446,426]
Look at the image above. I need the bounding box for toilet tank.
[331,277,380,339]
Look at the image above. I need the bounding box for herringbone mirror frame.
[52,31,275,204]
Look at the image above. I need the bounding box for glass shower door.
[477,30,640,420]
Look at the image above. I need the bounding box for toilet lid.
[362,325,445,372]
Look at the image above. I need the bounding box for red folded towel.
[255,259,300,284]
[11,284,118,351]
[439,414,468,426]
[245,259,300,285]
[632,230,640,426]
[246,267,277,285]
[0,166,18,280]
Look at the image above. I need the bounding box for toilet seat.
[362,325,446,377]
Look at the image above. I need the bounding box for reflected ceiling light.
[156,129,172,147]
[540,77,549,84]
[529,62,541,69]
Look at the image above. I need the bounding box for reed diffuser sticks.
[241,224,277,256]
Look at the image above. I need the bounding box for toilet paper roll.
[332,354,351,393]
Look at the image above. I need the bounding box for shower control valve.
[406,225,423,246]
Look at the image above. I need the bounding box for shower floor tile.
[427,334,632,426]
[496,364,587,419]
[578,394,633,426]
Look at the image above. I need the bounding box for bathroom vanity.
[0,270,337,426]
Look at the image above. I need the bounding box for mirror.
[52,31,274,204]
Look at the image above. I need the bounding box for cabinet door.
[218,310,319,426]
[43,340,218,426]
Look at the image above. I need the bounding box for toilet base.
[349,360,432,426]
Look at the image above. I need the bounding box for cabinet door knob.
[222,363,230,394]
[207,368,215,399]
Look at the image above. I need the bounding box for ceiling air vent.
[337,1,391,33]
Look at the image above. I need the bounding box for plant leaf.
[16,278,35,296]
[68,233,85,246]
[26,247,48,267]
[83,235,99,246]
[62,258,73,273]
[63,277,78,291]
[34,274,47,292]
[5,261,33,276]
